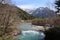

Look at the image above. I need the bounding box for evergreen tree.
[55,0,60,13]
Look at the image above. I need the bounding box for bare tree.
[0,4,20,36]
[46,0,55,11]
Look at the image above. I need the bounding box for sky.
[12,0,55,10]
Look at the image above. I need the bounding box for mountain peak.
[25,7,56,18]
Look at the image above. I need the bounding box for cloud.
[12,0,24,4]
[12,0,23,2]
[17,4,39,9]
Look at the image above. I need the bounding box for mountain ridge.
[25,7,56,18]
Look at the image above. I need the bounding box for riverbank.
[17,22,52,33]
[31,25,51,31]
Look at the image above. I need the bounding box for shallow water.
[16,23,45,40]
[15,30,45,40]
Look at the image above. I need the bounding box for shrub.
[32,18,49,26]
[44,27,60,40]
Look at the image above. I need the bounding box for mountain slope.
[25,7,56,18]
[0,3,21,37]
[17,8,35,20]
[0,3,34,20]
[0,3,34,38]
[24,9,35,14]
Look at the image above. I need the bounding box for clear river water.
[15,23,45,40]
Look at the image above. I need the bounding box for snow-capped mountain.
[24,9,35,14]
[25,7,56,18]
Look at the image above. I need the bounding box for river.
[15,22,45,40]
